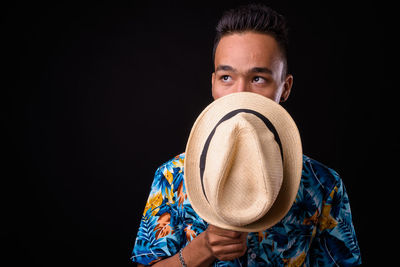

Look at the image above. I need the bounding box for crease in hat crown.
[203,112,283,226]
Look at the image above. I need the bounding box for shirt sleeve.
[130,164,187,265]
[307,175,362,266]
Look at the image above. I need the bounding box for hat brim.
[184,92,302,232]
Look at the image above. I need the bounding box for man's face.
[212,31,292,103]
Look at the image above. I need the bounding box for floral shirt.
[131,153,361,266]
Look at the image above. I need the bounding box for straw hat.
[184,92,302,232]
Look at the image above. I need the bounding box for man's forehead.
[214,32,283,71]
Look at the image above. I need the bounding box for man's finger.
[208,225,244,238]
[207,233,245,246]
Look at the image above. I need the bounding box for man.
[131,3,361,266]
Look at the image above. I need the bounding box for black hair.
[213,3,289,78]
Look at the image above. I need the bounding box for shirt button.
[251,253,257,259]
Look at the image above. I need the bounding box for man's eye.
[221,75,232,82]
[252,76,266,84]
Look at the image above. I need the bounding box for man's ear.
[280,74,293,103]
[211,72,215,87]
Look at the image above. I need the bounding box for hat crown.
[203,112,283,226]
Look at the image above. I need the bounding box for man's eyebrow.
[248,67,273,75]
[215,65,273,75]
[215,65,237,72]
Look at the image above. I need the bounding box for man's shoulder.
[302,155,342,197]
[157,152,186,171]
[156,153,343,195]
[157,153,341,179]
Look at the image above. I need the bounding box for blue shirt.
[131,153,361,266]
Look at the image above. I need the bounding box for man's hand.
[204,224,248,261]
[148,224,248,266]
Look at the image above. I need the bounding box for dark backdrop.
[2,1,394,266]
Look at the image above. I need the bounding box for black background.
[2,0,395,266]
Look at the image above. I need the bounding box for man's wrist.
[182,231,216,267]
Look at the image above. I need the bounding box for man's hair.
[213,3,289,79]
